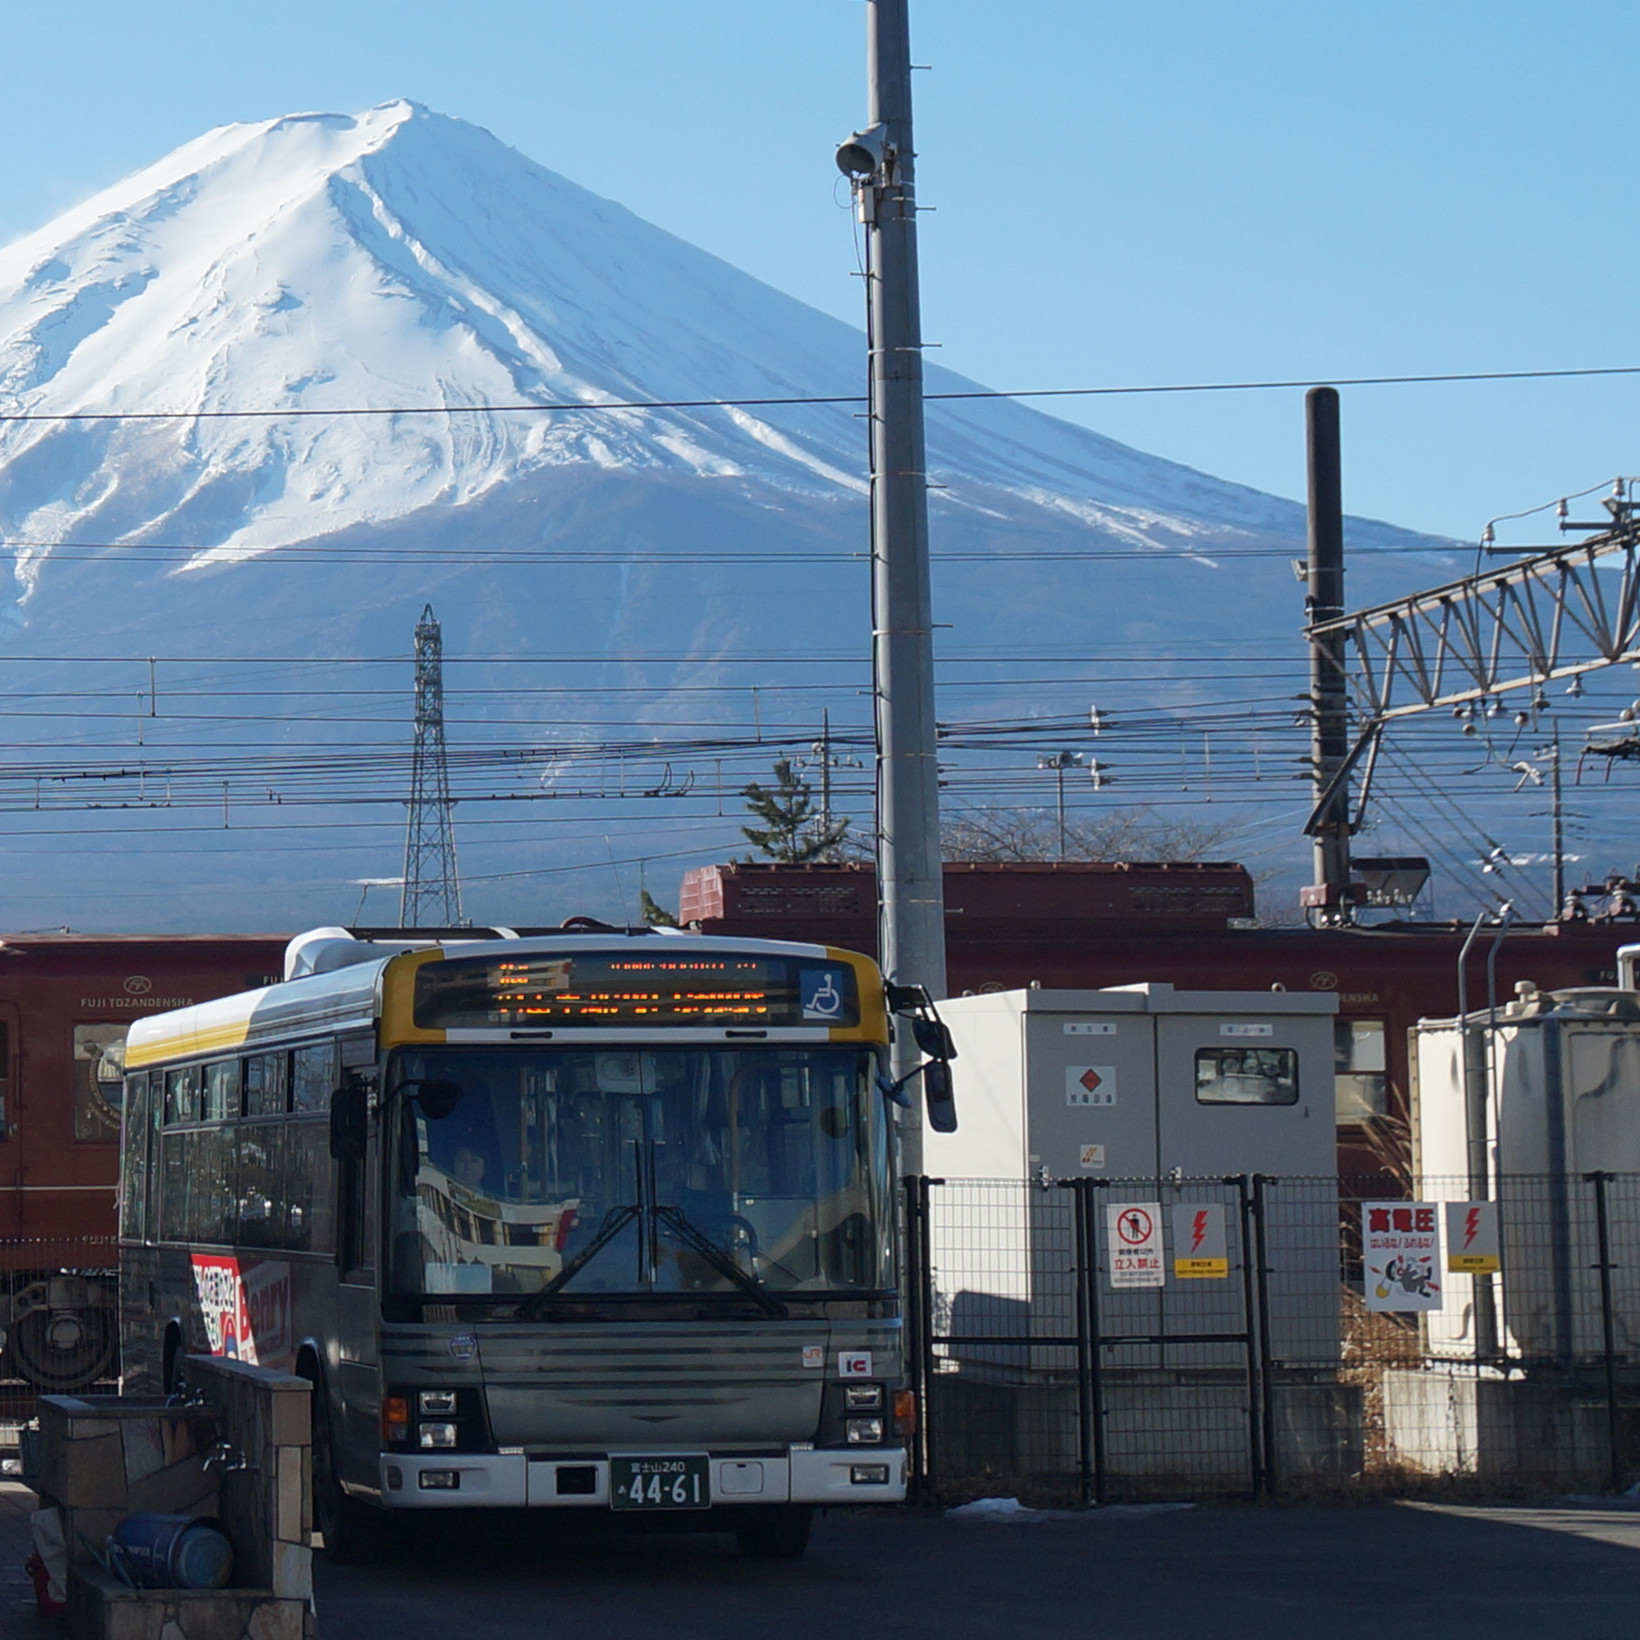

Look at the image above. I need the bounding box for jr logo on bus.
[800,969,845,1021]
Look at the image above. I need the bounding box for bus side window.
[245,1053,289,1117]
[285,1121,336,1255]
[204,1060,241,1122]
[292,1043,335,1113]
[160,1124,190,1243]
[164,1066,201,1125]
[189,1126,231,1246]
[119,1072,150,1242]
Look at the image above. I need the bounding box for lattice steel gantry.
[1308,483,1640,721]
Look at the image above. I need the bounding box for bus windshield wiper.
[519,1203,640,1314]
[653,1204,785,1318]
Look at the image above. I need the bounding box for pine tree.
[740,758,850,863]
[639,888,677,927]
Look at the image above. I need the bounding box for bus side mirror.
[912,1017,956,1062]
[329,1081,368,1161]
[923,1059,958,1134]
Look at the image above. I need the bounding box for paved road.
[314,1499,1640,1640]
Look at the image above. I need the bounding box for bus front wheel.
[735,1505,813,1561]
[304,1371,388,1563]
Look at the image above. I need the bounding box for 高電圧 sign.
[1363,1202,1442,1312]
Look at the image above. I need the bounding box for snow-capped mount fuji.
[0,102,1472,932]
[0,100,1445,585]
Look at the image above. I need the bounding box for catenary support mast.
[1303,387,1353,924]
[400,603,465,927]
[843,0,947,1173]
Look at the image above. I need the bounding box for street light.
[1037,751,1085,860]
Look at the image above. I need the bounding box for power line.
[4,362,1639,424]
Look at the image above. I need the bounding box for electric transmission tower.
[400,603,465,926]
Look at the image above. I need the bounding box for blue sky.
[3,1,1637,547]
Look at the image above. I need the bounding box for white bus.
[119,925,953,1559]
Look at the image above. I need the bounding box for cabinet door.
[1154,1014,1332,1179]
[1024,1010,1157,1180]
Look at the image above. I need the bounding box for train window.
[1195,1047,1299,1105]
[292,1042,335,1113]
[164,1065,202,1125]
[1335,1020,1388,1123]
[74,1025,128,1141]
[244,1052,289,1117]
[204,1061,241,1123]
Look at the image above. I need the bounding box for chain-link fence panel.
[910,1173,1640,1503]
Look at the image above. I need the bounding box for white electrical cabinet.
[924,985,1339,1372]
[929,983,1339,1182]
[1413,985,1640,1362]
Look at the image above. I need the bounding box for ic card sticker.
[838,1351,873,1378]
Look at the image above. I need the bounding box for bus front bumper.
[377,1447,907,1508]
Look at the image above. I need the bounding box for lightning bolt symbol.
[1464,1206,1481,1249]
[1191,1210,1208,1254]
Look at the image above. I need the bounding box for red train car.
[679,862,1639,1176]
[0,933,286,1386]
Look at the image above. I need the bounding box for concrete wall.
[38,1354,314,1640]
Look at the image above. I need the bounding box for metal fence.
[0,1237,118,1431]
[904,1174,1640,1504]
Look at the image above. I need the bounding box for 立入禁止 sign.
[1362,1202,1442,1312]
[1107,1201,1164,1289]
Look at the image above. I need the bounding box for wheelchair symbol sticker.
[800,968,845,1021]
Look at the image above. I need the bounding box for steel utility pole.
[401,603,465,927]
[1301,386,1354,924]
[838,0,947,1172]
[1548,727,1566,912]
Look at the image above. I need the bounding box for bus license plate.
[610,1454,711,1511]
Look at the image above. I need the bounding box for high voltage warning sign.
[1171,1203,1229,1279]
[1445,1201,1500,1274]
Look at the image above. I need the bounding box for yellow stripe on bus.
[125,1016,254,1068]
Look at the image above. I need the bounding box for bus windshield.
[384,1046,891,1303]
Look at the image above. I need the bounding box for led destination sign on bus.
[412,952,860,1030]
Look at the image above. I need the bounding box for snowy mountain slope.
[0,101,1449,589]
